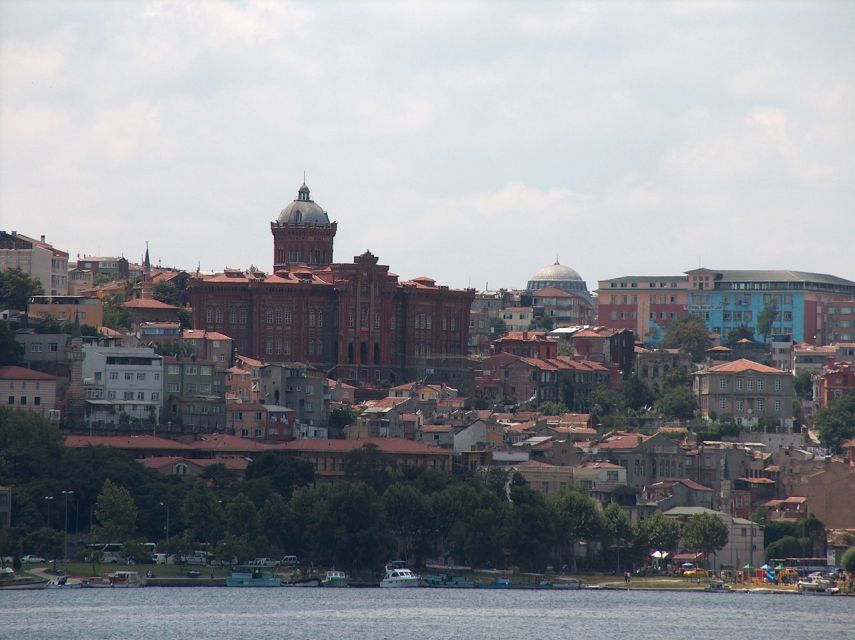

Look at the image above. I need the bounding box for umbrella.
[742,564,754,570]
[681,562,694,568]
[760,564,771,570]
[774,564,785,570]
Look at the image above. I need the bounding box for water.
[1,587,852,640]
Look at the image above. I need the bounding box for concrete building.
[635,347,692,392]
[664,506,763,571]
[595,275,690,345]
[82,345,163,429]
[15,331,71,368]
[27,296,103,327]
[692,358,795,431]
[258,362,329,427]
[0,231,68,296]
[0,365,58,419]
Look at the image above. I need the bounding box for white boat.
[321,570,349,587]
[46,576,82,589]
[797,573,839,595]
[703,580,733,593]
[380,567,420,588]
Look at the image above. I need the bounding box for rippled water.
[1,587,852,640]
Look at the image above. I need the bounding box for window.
[137,392,145,400]
[200,366,212,376]
[719,378,727,390]
[167,383,179,393]
[154,373,160,381]
[107,390,116,399]
[736,378,743,391]
[136,373,146,381]
[151,392,160,401]
[7,397,13,405]
[719,398,727,410]
[168,365,180,375]
[125,372,132,381]
[123,391,134,400]
[48,342,58,352]
[186,383,197,394]
[774,399,781,413]
[30,342,43,353]
[774,379,782,391]
[757,398,764,412]
[757,379,765,391]
[736,399,744,412]
[186,366,198,376]
[34,397,41,405]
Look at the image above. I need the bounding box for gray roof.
[710,270,855,287]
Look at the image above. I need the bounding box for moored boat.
[797,573,839,595]
[226,571,282,587]
[704,580,733,593]
[321,570,349,587]
[46,576,82,589]
[108,571,144,588]
[379,566,419,588]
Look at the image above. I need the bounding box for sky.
[2,1,854,292]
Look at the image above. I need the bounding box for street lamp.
[62,490,74,566]
[159,502,170,547]
[44,496,54,527]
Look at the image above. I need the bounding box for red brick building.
[816,360,855,407]
[189,183,474,387]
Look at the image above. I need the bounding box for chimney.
[41,235,46,243]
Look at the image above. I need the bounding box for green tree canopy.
[586,386,624,416]
[103,298,131,331]
[0,267,44,310]
[638,511,681,553]
[622,375,656,411]
[725,325,755,347]
[654,386,697,421]
[93,479,138,542]
[816,393,855,453]
[681,512,728,565]
[793,370,812,401]
[662,316,711,362]
[153,281,180,307]
[0,321,23,366]
[549,490,603,571]
[842,546,855,574]
[757,302,778,343]
[328,406,358,430]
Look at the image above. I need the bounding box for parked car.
[21,555,46,564]
[683,568,709,578]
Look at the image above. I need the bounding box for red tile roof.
[706,358,782,374]
[280,437,451,456]
[0,366,57,381]
[123,298,178,310]
[65,435,190,450]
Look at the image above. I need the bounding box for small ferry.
[320,570,349,587]
[703,580,733,593]
[226,571,282,587]
[46,576,82,589]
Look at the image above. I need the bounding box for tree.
[490,316,507,338]
[153,281,180,307]
[344,444,390,493]
[177,307,193,330]
[93,479,138,542]
[538,401,568,416]
[586,386,624,416]
[328,406,358,430]
[725,325,755,347]
[199,463,239,491]
[23,527,63,560]
[382,482,431,561]
[654,386,697,421]
[815,393,855,453]
[0,267,44,310]
[765,535,803,561]
[622,375,655,412]
[103,298,131,331]
[549,490,603,572]
[793,370,812,401]
[0,321,23,365]
[842,546,855,575]
[638,511,680,553]
[662,316,711,362]
[602,503,635,572]
[182,481,224,545]
[681,512,728,566]
[757,302,778,343]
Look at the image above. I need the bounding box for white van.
[280,555,298,567]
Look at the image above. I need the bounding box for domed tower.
[271,182,337,270]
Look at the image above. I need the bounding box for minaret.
[66,312,85,428]
[140,242,153,299]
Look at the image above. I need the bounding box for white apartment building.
[0,231,68,295]
[83,345,164,426]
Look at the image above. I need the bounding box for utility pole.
[62,490,74,566]
[159,502,170,547]
[45,496,54,527]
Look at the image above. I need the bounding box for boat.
[108,571,144,588]
[424,574,476,588]
[281,577,320,587]
[46,576,82,589]
[379,566,420,588]
[479,577,512,589]
[226,571,282,587]
[320,570,349,587]
[797,573,839,595]
[703,580,733,593]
